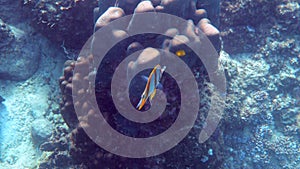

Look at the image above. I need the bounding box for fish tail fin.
[137,97,147,110]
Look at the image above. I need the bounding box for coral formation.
[219,40,300,168]
[22,0,98,49]
[54,0,224,168]
[59,60,78,129]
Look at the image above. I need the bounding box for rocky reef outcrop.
[31,118,54,146]
[0,18,41,80]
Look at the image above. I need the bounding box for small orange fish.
[175,50,186,57]
[136,64,166,110]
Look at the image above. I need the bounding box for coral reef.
[0,18,14,48]
[21,0,221,49]
[22,0,98,49]
[220,0,299,54]
[29,0,299,169]
[53,0,224,168]
[219,34,300,168]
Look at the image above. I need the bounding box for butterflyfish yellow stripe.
[137,64,163,110]
[150,89,156,100]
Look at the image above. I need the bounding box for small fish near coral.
[175,49,186,57]
[136,64,166,110]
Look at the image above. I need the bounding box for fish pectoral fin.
[157,83,163,90]
[150,89,156,101]
[141,75,149,82]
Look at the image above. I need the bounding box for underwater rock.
[0,95,5,103]
[0,18,14,48]
[22,0,98,49]
[31,118,54,146]
[0,18,41,80]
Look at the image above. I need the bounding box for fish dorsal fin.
[141,75,148,82]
